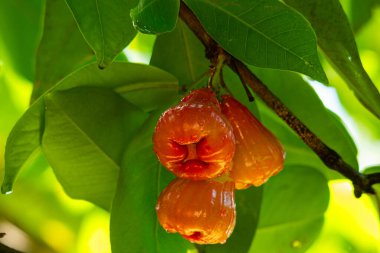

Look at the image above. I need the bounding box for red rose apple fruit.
[156,178,236,244]
[221,95,285,189]
[153,89,235,180]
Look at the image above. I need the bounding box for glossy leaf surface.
[32,0,94,101]
[184,0,327,82]
[3,62,177,201]
[65,0,138,68]
[42,87,147,209]
[131,0,180,34]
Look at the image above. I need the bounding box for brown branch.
[179,1,380,197]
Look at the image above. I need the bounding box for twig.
[179,1,380,197]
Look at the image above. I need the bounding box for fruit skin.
[221,95,285,189]
[156,178,236,244]
[153,89,235,180]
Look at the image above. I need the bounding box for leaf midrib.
[114,81,178,94]
[94,0,105,65]
[201,0,314,67]
[49,98,120,171]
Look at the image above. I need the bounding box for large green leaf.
[250,165,329,253]
[202,187,262,253]
[65,0,138,68]
[32,0,94,101]
[151,20,209,88]
[42,87,147,210]
[131,0,180,34]
[0,0,44,81]
[284,0,380,120]
[1,99,44,194]
[184,0,327,83]
[2,62,178,196]
[250,67,359,170]
[53,63,179,112]
[110,109,193,253]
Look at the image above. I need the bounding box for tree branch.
[179,1,380,197]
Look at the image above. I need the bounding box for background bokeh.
[1,0,380,252]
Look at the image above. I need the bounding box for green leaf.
[0,0,44,80]
[52,62,179,112]
[1,99,45,194]
[151,20,209,88]
[350,0,380,32]
[250,67,359,171]
[42,87,147,210]
[250,165,329,253]
[110,109,193,253]
[65,0,138,68]
[131,0,180,34]
[284,0,380,120]
[2,62,176,196]
[32,0,94,101]
[203,187,262,253]
[184,0,327,83]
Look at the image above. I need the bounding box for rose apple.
[156,178,236,244]
[221,95,285,189]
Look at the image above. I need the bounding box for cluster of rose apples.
[153,88,285,244]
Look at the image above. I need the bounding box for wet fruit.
[156,178,236,244]
[221,95,285,189]
[153,89,235,180]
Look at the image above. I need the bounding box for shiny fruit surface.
[156,178,236,244]
[180,88,220,109]
[221,95,285,188]
[153,89,235,180]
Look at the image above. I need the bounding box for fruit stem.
[207,48,226,98]
[219,67,233,95]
